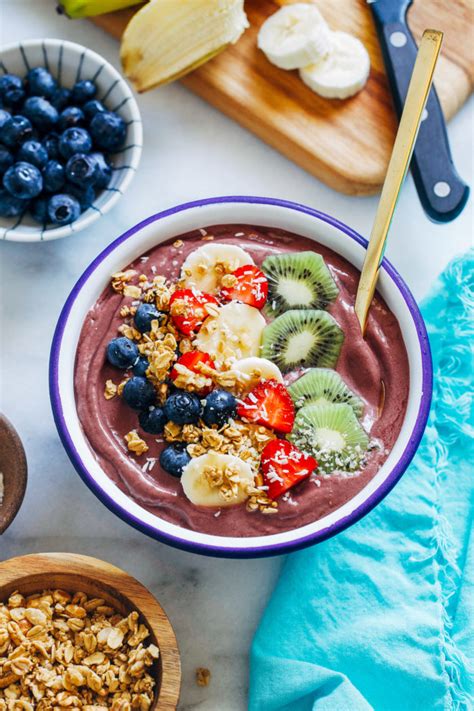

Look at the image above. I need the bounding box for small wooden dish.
[0,553,181,710]
[0,414,27,535]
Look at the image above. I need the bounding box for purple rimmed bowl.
[49,196,432,558]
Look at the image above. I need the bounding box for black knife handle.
[371,1,469,223]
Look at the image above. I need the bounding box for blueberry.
[159,444,191,478]
[0,147,14,176]
[57,106,84,131]
[202,389,237,427]
[132,356,149,377]
[71,80,97,104]
[0,188,28,218]
[0,108,11,131]
[106,336,139,369]
[50,87,71,111]
[0,75,22,99]
[65,183,95,210]
[0,75,25,107]
[65,153,99,187]
[1,115,33,148]
[3,161,43,199]
[26,67,57,99]
[22,97,58,131]
[164,390,202,425]
[83,99,106,121]
[30,196,49,224]
[17,140,48,169]
[5,89,26,111]
[42,132,60,160]
[139,406,167,435]
[122,376,156,411]
[90,152,112,189]
[43,160,65,192]
[59,127,92,159]
[47,193,81,225]
[5,88,25,108]
[90,111,126,151]
[134,303,163,333]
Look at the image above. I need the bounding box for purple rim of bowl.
[49,196,433,558]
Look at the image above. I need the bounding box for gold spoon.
[355,29,443,335]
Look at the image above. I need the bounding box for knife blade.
[368,0,469,222]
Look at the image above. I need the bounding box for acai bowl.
[50,196,432,558]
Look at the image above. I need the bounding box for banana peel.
[57,0,144,19]
[120,0,249,92]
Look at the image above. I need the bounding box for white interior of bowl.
[55,200,425,552]
[1,39,142,242]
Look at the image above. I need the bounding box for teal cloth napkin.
[249,251,474,711]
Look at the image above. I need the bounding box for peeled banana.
[57,0,143,19]
[121,0,249,91]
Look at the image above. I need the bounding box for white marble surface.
[0,2,472,709]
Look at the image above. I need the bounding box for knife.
[368,0,470,223]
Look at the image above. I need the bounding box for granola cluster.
[124,431,149,457]
[202,462,247,503]
[0,589,159,711]
[164,419,273,467]
[195,668,210,687]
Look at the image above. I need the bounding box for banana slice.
[181,243,254,293]
[231,357,283,393]
[258,3,332,71]
[300,31,370,99]
[194,302,265,366]
[181,451,255,507]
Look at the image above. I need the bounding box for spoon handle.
[355,29,443,334]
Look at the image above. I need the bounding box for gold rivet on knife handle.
[355,29,443,335]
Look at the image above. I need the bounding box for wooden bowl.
[0,553,181,710]
[0,414,27,535]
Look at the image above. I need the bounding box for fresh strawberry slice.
[169,289,218,335]
[220,264,268,309]
[237,378,295,433]
[261,439,317,499]
[170,351,216,394]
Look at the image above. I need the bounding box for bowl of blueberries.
[0,38,142,242]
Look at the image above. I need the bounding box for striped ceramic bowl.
[0,38,142,242]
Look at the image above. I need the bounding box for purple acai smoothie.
[74,224,409,537]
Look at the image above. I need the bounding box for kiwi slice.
[288,368,364,418]
[289,403,369,474]
[262,251,339,317]
[261,310,344,373]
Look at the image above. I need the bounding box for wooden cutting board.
[93,0,473,195]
